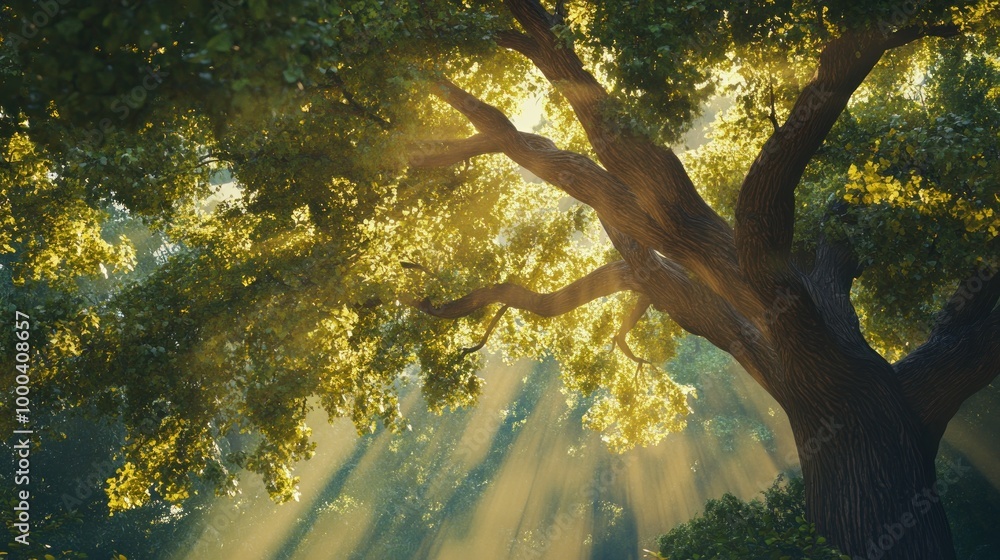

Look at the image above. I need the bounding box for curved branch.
[437,75,764,323]
[731,25,963,361]
[933,262,1000,331]
[499,0,701,207]
[804,236,869,354]
[431,78,520,138]
[894,259,999,441]
[735,25,960,286]
[416,260,639,319]
[896,310,1000,444]
[499,0,741,304]
[736,31,884,283]
[604,224,779,396]
[408,131,579,170]
[460,305,510,357]
[495,30,540,59]
[613,294,652,366]
[429,77,670,251]
[884,23,961,49]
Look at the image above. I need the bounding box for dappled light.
[162,353,807,560]
[2,1,999,559]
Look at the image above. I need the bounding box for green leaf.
[249,0,268,20]
[206,31,233,52]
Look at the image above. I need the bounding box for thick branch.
[804,236,870,355]
[730,25,963,365]
[810,236,864,294]
[895,255,999,441]
[500,0,742,309]
[416,260,639,319]
[737,32,884,282]
[933,262,1000,331]
[495,30,540,59]
[604,224,779,396]
[884,23,961,49]
[735,25,960,285]
[429,78,670,251]
[431,78,521,138]
[896,310,1000,443]
[499,0,701,208]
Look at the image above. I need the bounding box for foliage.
[0,409,235,559]
[656,475,849,560]
[0,0,997,514]
[667,336,775,452]
[683,22,1000,359]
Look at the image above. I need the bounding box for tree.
[1,1,998,558]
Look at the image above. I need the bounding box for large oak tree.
[2,1,999,558]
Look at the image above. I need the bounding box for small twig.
[325,73,391,130]
[400,261,435,275]
[459,305,510,357]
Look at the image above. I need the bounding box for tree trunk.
[783,360,956,560]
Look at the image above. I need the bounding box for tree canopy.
[1,0,998,519]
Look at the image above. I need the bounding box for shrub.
[654,475,848,560]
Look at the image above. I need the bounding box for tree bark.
[782,356,956,560]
